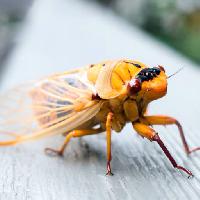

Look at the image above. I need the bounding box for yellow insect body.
[0,59,199,176]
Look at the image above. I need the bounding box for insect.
[0,59,199,176]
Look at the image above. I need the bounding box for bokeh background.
[93,0,200,64]
[0,0,200,76]
[0,0,33,79]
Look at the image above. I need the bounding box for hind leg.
[141,115,200,154]
[45,128,102,156]
[132,122,193,177]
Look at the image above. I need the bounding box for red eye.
[127,78,141,95]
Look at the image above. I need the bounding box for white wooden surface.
[1,0,200,199]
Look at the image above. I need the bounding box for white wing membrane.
[0,70,101,145]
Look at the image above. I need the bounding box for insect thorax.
[95,96,139,132]
[87,60,147,91]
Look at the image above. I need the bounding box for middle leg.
[106,112,114,175]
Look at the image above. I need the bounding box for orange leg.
[45,128,102,156]
[141,115,200,155]
[106,112,114,175]
[132,122,193,177]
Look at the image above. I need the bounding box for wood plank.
[0,0,200,199]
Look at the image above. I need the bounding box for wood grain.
[0,0,200,199]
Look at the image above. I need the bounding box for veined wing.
[0,69,102,145]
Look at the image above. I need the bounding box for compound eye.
[127,78,141,95]
[152,67,161,75]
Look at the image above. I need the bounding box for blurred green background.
[0,0,32,78]
[94,0,200,64]
[0,0,199,69]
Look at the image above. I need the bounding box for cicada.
[0,59,199,176]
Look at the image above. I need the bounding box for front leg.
[132,122,193,177]
[141,115,200,154]
[106,112,114,175]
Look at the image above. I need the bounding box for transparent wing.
[0,69,102,145]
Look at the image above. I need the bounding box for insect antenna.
[167,67,184,79]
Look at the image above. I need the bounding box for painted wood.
[0,0,200,199]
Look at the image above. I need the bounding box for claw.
[106,162,114,176]
[106,171,114,176]
[176,165,193,178]
[44,147,63,157]
[188,147,200,155]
